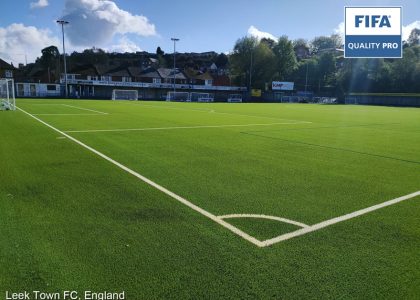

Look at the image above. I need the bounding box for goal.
[190,92,214,102]
[166,91,190,102]
[227,94,242,103]
[112,89,138,101]
[0,79,16,111]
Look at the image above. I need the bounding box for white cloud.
[334,22,345,40]
[0,23,59,65]
[30,0,49,9]
[335,20,420,41]
[61,0,156,47]
[247,26,277,41]
[402,20,420,41]
[108,37,142,53]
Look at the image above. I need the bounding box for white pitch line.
[137,103,310,124]
[261,190,420,247]
[17,106,265,248]
[218,214,309,228]
[61,104,108,115]
[33,113,106,116]
[64,122,309,133]
[23,103,63,105]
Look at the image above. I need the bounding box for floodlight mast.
[171,38,180,94]
[57,20,69,98]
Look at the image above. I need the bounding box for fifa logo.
[355,15,391,28]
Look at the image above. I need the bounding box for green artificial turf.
[1,99,419,299]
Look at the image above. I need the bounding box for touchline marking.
[17,107,265,248]
[61,104,108,115]
[64,122,310,133]
[218,214,309,228]
[261,191,420,247]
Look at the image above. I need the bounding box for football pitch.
[1,99,420,298]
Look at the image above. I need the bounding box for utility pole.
[57,20,69,98]
[171,38,180,94]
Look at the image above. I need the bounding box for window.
[47,85,57,91]
[5,70,13,78]
[153,78,161,84]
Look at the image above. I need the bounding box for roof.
[0,58,15,70]
[70,64,100,76]
[105,67,131,77]
[183,68,213,80]
[157,68,186,80]
[128,67,160,78]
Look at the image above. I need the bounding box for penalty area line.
[17,106,265,248]
[64,122,310,133]
[61,104,108,115]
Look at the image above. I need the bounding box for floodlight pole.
[304,62,309,93]
[57,20,69,98]
[171,38,179,93]
[249,51,253,89]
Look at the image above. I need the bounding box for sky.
[0,0,419,66]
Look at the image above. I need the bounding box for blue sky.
[0,0,419,65]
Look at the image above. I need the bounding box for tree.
[229,36,259,87]
[318,52,336,83]
[215,53,228,68]
[408,28,420,46]
[292,58,319,92]
[272,36,298,80]
[310,34,342,54]
[37,45,60,83]
[39,46,60,69]
[156,46,165,56]
[260,38,276,50]
[251,42,277,89]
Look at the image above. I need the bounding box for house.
[212,75,230,86]
[128,67,161,84]
[183,68,214,86]
[140,57,160,69]
[157,68,187,84]
[0,58,15,79]
[294,44,310,60]
[105,67,132,82]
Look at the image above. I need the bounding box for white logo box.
[345,7,402,36]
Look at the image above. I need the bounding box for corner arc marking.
[218,214,309,228]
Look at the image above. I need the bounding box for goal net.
[112,89,138,101]
[166,91,190,102]
[0,79,16,111]
[227,94,242,103]
[190,92,214,102]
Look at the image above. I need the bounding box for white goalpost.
[166,91,190,102]
[112,89,138,101]
[227,94,243,103]
[190,92,214,102]
[0,79,16,111]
